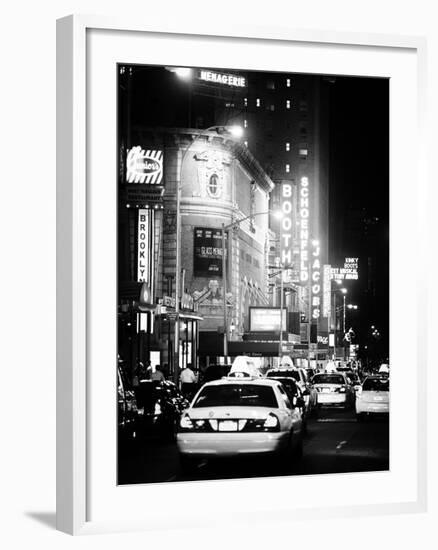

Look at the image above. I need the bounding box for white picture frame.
[56,15,428,535]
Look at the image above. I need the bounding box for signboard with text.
[331,257,359,281]
[193,227,227,277]
[126,147,163,184]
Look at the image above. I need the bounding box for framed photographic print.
[57,16,427,535]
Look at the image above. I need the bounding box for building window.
[299,148,308,159]
[286,78,291,87]
[285,164,290,173]
[285,142,291,151]
[266,80,275,90]
[286,100,291,109]
[299,100,308,112]
[246,253,252,264]
[266,103,275,112]
[256,98,261,107]
[254,258,260,268]
[244,97,248,107]
[207,173,221,197]
[244,119,248,128]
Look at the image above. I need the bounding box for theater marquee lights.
[280,182,294,267]
[311,240,321,320]
[198,70,246,88]
[299,176,310,282]
[331,257,359,281]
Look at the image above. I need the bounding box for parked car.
[177,375,304,472]
[355,376,389,421]
[135,380,190,439]
[118,366,139,445]
[265,367,317,414]
[311,372,355,409]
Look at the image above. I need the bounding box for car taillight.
[179,413,194,430]
[336,386,346,393]
[263,413,280,431]
[179,414,213,432]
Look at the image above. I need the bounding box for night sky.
[328,76,389,356]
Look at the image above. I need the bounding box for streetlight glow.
[341,288,347,294]
[173,67,192,79]
[228,125,244,139]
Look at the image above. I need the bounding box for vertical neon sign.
[299,177,309,282]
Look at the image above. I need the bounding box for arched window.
[207,173,220,197]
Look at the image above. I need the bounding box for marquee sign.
[311,240,321,320]
[126,147,163,184]
[331,257,359,281]
[299,176,310,282]
[137,209,150,283]
[323,264,331,317]
[198,70,246,88]
[279,181,296,282]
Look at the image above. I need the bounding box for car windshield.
[266,370,300,382]
[193,384,278,408]
[363,378,390,391]
[312,374,345,385]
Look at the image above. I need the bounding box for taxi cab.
[177,374,304,471]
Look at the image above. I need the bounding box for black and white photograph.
[116,64,389,485]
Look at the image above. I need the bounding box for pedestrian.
[180,363,197,399]
[149,364,165,383]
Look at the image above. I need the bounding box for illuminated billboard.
[126,147,163,184]
[299,176,310,282]
[198,70,246,88]
[331,257,359,281]
[249,307,287,332]
[311,239,321,320]
[193,227,227,277]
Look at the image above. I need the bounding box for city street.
[118,407,389,484]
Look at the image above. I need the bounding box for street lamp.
[330,286,347,360]
[221,209,283,361]
[174,125,244,384]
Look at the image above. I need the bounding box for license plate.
[374,396,384,401]
[218,420,238,431]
